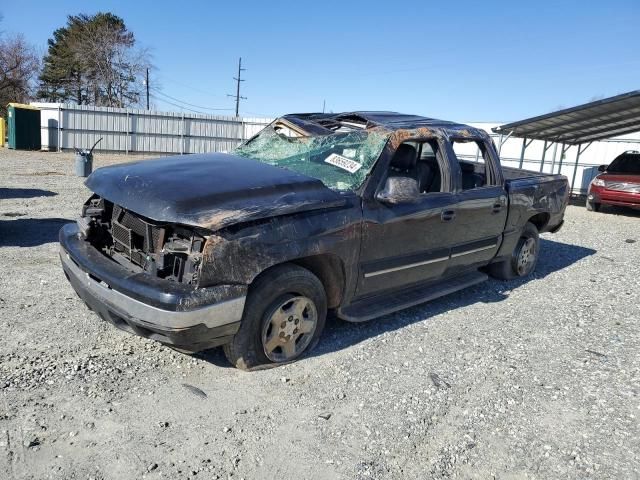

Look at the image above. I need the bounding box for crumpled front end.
[77,194,209,287]
[59,195,248,351]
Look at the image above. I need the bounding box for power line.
[227,57,246,117]
[150,87,233,111]
[150,94,207,114]
[151,94,272,118]
[151,94,233,115]
[151,87,232,111]
[158,75,229,99]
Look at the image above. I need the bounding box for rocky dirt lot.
[0,148,639,480]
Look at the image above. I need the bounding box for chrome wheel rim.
[262,295,318,362]
[516,237,536,275]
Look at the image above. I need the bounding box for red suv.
[587,151,640,212]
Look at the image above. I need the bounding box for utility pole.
[227,57,246,117]
[145,68,150,110]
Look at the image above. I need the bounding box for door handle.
[492,202,503,213]
[441,210,456,222]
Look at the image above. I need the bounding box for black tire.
[586,199,601,212]
[488,222,540,280]
[223,264,327,370]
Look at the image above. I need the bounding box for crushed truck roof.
[284,111,467,128]
[280,111,486,140]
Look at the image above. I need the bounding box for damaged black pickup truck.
[60,112,569,369]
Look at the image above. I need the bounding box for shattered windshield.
[233,126,390,191]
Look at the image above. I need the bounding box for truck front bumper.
[59,223,246,352]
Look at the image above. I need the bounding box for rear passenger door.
[446,137,508,274]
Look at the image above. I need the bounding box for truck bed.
[501,165,569,235]
[502,166,551,180]
[503,165,567,189]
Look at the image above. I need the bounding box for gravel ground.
[0,148,639,480]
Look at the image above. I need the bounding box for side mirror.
[598,165,607,172]
[376,176,420,205]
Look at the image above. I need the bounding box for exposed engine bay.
[78,195,205,285]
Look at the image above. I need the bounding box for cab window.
[450,139,496,190]
[386,140,448,194]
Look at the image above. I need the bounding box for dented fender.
[198,199,363,293]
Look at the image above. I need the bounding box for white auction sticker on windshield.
[325,153,362,173]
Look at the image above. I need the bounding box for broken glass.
[234,126,390,191]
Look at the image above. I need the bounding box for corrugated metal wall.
[31,102,272,154]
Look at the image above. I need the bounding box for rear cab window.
[450,138,500,190]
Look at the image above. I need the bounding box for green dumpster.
[7,103,41,150]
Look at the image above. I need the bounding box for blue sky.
[2,0,639,122]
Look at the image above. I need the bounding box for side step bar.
[338,271,488,322]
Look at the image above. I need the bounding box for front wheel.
[586,199,601,212]
[224,264,327,370]
[488,222,540,280]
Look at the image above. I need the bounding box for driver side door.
[354,140,459,298]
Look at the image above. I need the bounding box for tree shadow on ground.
[0,218,71,247]
[0,188,58,200]
[197,238,597,367]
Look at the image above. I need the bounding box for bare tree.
[0,33,40,117]
[72,17,150,107]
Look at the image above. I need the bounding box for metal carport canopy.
[493,90,640,145]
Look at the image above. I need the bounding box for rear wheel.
[586,199,601,212]
[224,264,327,370]
[488,222,540,280]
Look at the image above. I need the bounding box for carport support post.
[519,137,527,169]
[539,141,547,172]
[569,143,581,196]
[539,141,555,172]
[557,143,567,174]
[518,138,534,169]
[550,142,558,172]
[570,142,593,197]
[496,131,512,157]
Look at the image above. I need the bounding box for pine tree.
[38,13,150,107]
